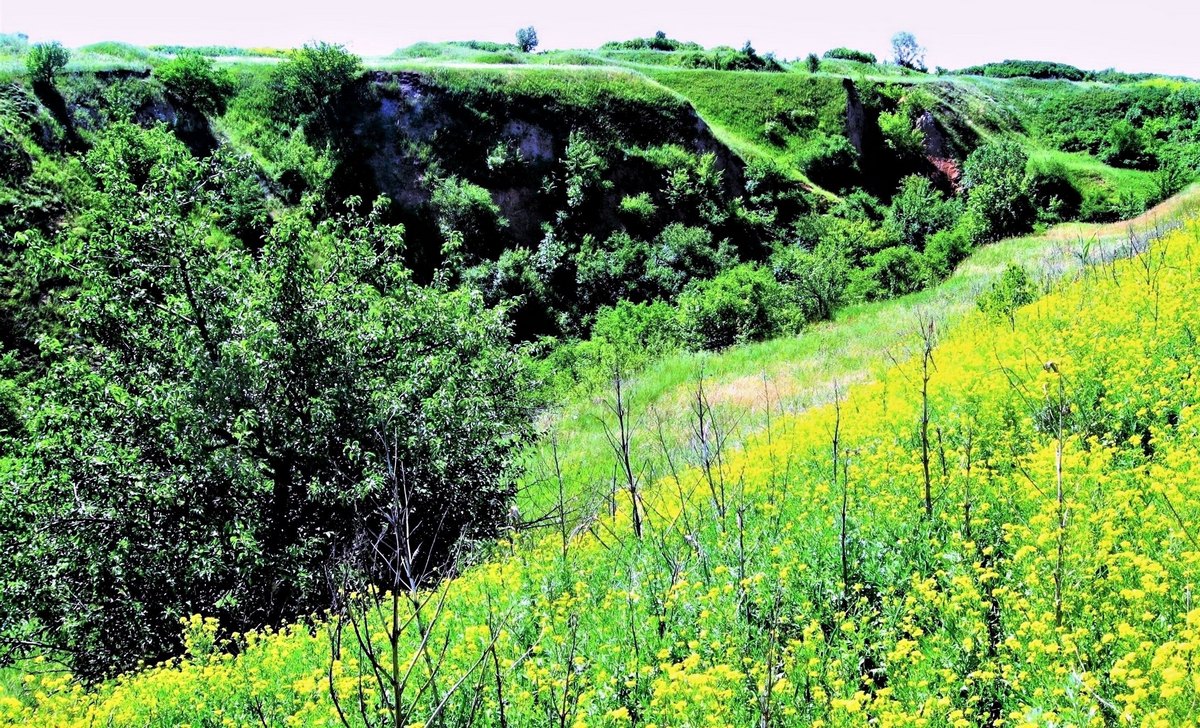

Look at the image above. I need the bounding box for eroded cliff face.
[358,70,746,251]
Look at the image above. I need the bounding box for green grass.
[517,183,1200,519]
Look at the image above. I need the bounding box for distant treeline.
[954,59,1157,83]
[149,44,287,58]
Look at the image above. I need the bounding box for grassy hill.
[4,36,1200,727]
[4,178,1199,728]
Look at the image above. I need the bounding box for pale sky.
[3,0,1198,77]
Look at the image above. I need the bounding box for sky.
[3,0,1198,77]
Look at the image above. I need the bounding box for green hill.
[2,36,1200,726]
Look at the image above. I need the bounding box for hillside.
[2,34,1200,727]
[4,173,1199,728]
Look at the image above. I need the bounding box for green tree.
[2,123,533,679]
[805,53,820,73]
[154,51,235,115]
[267,41,363,139]
[516,26,539,53]
[890,31,925,71]
[25,41,69,84]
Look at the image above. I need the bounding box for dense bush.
[922,224,974,280]
[678,263,797,349]
[1101,119,1155,169]
[590,299,684,364]
[154,52,235,115]
[823,47,877,64]
[961,141,1034,241]
[601,33,702,52]
[884,175,960,248]
[771,239,851,321]
[798,135,860,190]
[955,60,1086,80]
[430,175,507,262]
[849,244,927,300]
[266,42,363,139]
[678,46,784,72]
[1026,158,1083,222]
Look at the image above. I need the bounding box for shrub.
[923,224,974,280]
[619,192,657,222]
[678,264,796,349]
[644,223,733,298]
[962,141,1033,241]
[1102,120,1154,170]
[4,124,534,678]
[267,42,363,137]
[25,41,70,84]
[591,299,684,364]
[771,240,850,321]
[878,110,925,159]
[977,263,1035,328]
[823,47,877,64]
[600,35,702,52]
[430,175,507,260]
[849,245,928,301]
[1026,158,1083,222]
[884,175,960,249]
[806,53,821,73]
[798,135,859,191]
[154,52,235,114]
[955,59,1086,80]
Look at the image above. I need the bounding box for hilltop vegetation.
[1,30,1200,726]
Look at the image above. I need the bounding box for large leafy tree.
[1,123,533,679]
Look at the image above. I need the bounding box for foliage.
[430,175,507,262]
[516,26,539,53]
[976,263,1035,328]
[884,175,960,248]
[877,109,924,159]
[823,47,877,64]
[805,53,820,73]
[150,45,288,58]
[890,31,925,71]
[962,141,1033,240]
[266,42,363,138]
[849,244,928,300]
[25,42,70,84]
[154,52,235,115]
[13,192,1200,728]
[0,34,29,55]
[1102,119,1154,170]
[956,59,1087,80]
[678,263,797,349]
[0,123,533,679]
[922,223,974,280]
[601,34,702,52]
